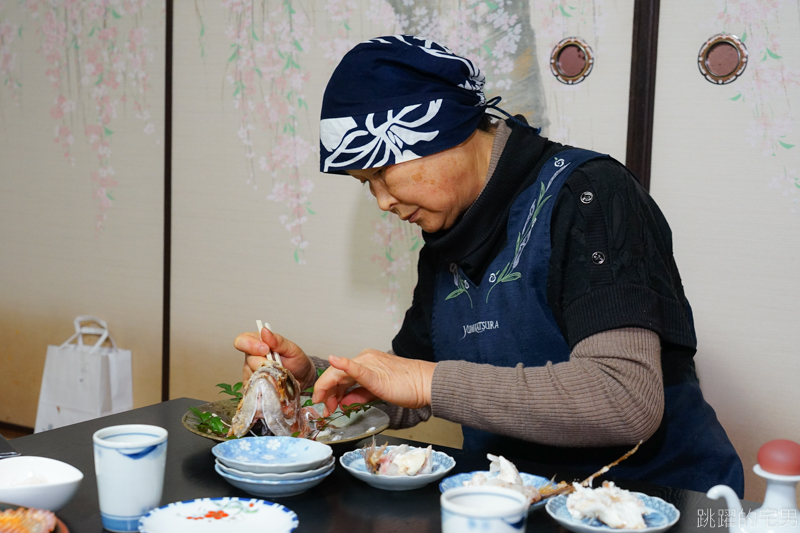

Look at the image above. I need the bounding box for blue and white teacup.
[93,424,168,533]
[441,486,528,533]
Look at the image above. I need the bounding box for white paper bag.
[34,315,133,433]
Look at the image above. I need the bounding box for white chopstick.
[256,320,282,366]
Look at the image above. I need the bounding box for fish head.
[246,360,300,406]
[228,360,315,438]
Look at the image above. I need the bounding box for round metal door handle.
[550,37,594,85]
[698,33,748,84]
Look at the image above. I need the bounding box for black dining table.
[12,398,753,532]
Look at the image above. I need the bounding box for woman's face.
[347,130,494,233]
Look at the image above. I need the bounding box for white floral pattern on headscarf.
[320,35,487,174]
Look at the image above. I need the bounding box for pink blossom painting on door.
[0,8,23,106]
[208,0,316,265]
[708,0,800,211]
[4,0,163,233]
[196,0,547,328]
[532,0,608,145]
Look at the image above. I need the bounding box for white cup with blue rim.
[93,424,168,533]
[441,486,529,533]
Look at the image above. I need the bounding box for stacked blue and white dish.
[212,437,334,498]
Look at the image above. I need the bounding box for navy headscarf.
[319,35,489,174]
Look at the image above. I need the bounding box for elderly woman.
[235,35,744,496]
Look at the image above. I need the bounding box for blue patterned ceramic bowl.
[212,437,332,474]
[215,456,335,481]
[215,463,334,498]
[440,471,552,511]
[339,445,456,491]
[545,492,680,533]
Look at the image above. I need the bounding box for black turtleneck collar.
[421,119,557,282]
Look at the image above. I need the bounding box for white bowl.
[215,463,334,498]
[215,456,335,481]
[441,486,529,533]
[212,437,332,474]
[339,445,456,491]
[0,456,84,511]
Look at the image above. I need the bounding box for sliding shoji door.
[0,1,166,427]
[650,1,800,503]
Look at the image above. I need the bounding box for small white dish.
[212,436,332,474]
[441,486,528,533]
[0,456,83,511]
[215,456,335,481]
[215,463,334,498]
[440,470,552,512]
[138,497,298,532]
[545,492,680,533]
[339,445,456,491]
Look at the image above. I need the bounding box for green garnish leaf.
[217,382,243,401]
[189,406,229,437]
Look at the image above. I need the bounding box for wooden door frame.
[626,0,660,191]
[162,0,173,402]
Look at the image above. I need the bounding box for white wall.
[651,0,800,504]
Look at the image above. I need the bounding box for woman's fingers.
[328,355,377,389]
[339,387,380,408]
[318,356,380,415]
[234,331,271,356]
[234,332,268,382]
[259,327,289,355]
[312,363,357,416]
[233,329,316,390]
[245,354,267,373]
[330,350,436,409]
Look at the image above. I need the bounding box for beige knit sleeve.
[430,327,663,447]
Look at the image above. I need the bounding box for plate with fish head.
[181,398,389,445]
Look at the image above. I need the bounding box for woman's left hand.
[311,349,436,416]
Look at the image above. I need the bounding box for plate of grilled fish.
[0,502,68,533]
[182,360,389,445]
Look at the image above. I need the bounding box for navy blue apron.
[431,149,744,496]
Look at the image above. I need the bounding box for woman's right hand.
[233,328,317,390]
[312,350,435,416]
